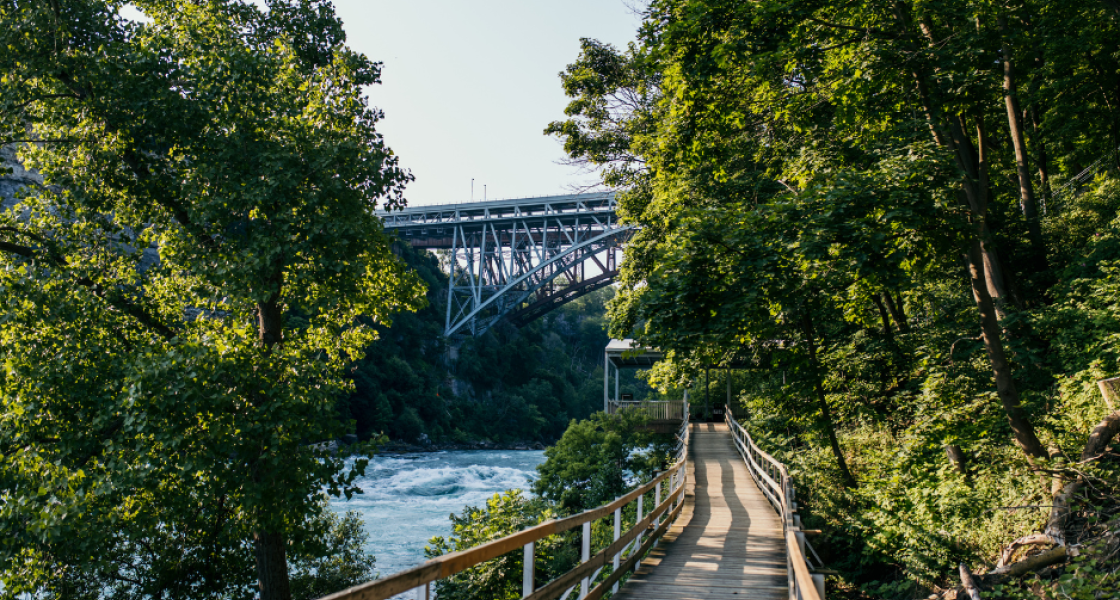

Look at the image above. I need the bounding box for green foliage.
[533,410,675,512]
[346,243,654,444]
[548,0,1120,595]
[28,500,376,600]
[289,508,378,600]
[0,0,419,595]
[346,242,448,443]
[426,490,578,600]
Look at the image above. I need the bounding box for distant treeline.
[343,241,654,444]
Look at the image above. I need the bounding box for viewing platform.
[319,339,827,600]
[604,339,688,432]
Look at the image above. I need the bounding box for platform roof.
[605,339,764,370]
[606,339,665,368]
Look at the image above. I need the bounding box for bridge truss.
[379,192,633,337]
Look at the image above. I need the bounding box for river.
[330,450,547,578]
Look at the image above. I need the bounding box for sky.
[328,0,643,206]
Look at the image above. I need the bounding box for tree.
[426,490,577,600]
[533,411,674,512]
[0,1,422,598]
[553,0,1120,468]
[549,0,1120,588]
[288,508,378,600]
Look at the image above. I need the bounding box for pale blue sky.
[331,0,642,206]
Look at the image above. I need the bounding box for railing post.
[612,507,621,594]
[635,493,643,571]
[669,471,675,508]
[523,541,534,597]
[673,466,680,510]
[789,555,797,600]
[580,520,591,598]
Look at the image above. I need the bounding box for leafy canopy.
[0,0,421,596]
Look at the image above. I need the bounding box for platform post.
[612,508,621,593]
[603,352,609,413]
[614,362,620,406]
[635,494,643,571]
[580,521,591,598]
[523,541,534,597]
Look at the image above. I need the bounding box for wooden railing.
[724,411,827,600]
[320,414,691,600]
[606,399,687,421]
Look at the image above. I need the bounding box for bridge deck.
[614,423,788,600]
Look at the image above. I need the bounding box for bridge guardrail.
[724,411,826,600]
[605,400,687,421]
[319,411,690,600]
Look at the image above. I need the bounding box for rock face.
[0,144,44,211]
[0,143,162,272]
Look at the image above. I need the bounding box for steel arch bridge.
[378,192,633,337]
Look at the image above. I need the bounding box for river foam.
[330,450,546,578]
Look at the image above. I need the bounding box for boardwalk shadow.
[615,423,787,599]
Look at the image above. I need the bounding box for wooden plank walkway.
[613,422,788,600]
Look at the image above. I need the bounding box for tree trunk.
[882,292,909,332]
[966,238,1048,461]
[901,10,1020,313]
[900,0,1044,463]
[951,115,1019,311]
[1045,410,1120,544]
[258,297,284,347]
[255,531,293,600]
[945,444,970,477]
[801,312,858,488]
[969,115,1014,311]
[998,14,1046,257]
[255,295,292,600]
[959,563,982,600]
[1028,108,1052,208]
[980,240,1014,316]
[1097,377,1120,410]
[872,294,895,342]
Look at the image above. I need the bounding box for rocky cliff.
[0,143,161,271]
[0,143,43,210]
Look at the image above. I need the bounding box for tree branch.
[0,230,178,339]
[73,418,125,468]
[1,93,81,116]
[119,149,218,252]
[0,138,79,144]
[808,17,899,39]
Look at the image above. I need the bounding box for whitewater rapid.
[329,450,546,578]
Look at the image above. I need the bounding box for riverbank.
[314,435,550,455]
[379,439,548,453]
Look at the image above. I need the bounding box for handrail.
[724,411,825,600]
[319,405,690,600]
[606,399,687,421]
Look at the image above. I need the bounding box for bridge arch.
[379,192,632,337]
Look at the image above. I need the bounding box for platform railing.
[724,411,826,600]
[605,399,687,421]
[319,412,690,600]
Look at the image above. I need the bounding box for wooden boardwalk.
[613,422,788,600]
